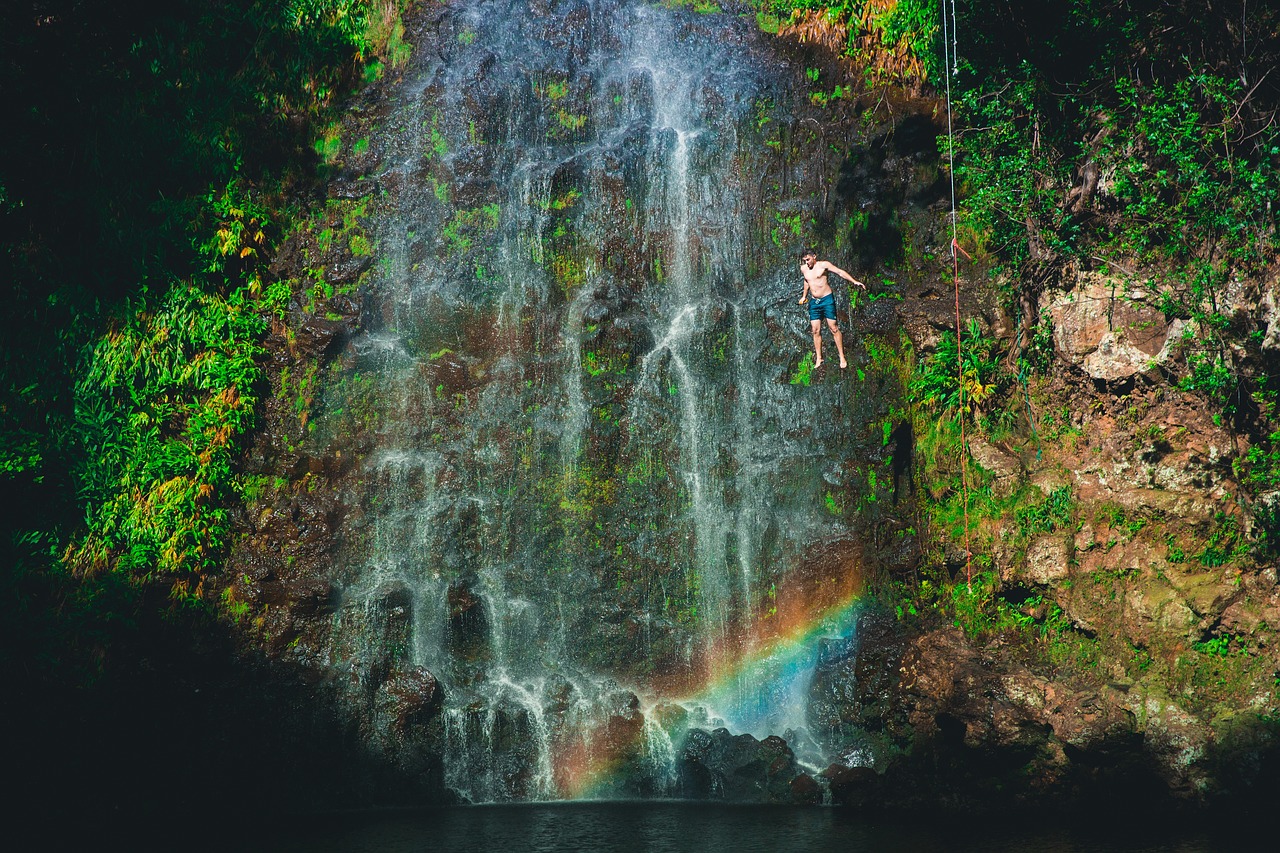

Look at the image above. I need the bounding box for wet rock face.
[207,0,1280,813]
[289,0,933,801]
[815,614,1142,811]
[811,606,1280,815]
[224,0,958,806]
[446,579,490,661]
[378,666,444,739]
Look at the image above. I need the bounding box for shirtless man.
[797,248,865,369]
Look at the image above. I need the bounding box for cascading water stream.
[321,0,875,802]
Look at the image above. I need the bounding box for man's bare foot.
[839,358,847,369]
[814,358,823,369]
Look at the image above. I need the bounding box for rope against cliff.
[940,0,973,589]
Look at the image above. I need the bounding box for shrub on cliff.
[0,1,412,667]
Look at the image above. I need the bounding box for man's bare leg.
[810,319,824,367]
[827,318,847,368]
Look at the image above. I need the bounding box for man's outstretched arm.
[824,262,866,290]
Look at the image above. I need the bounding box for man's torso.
[802,261,834,298]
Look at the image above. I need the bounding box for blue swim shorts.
[808,292,836,321]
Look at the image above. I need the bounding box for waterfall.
[321,0,874,802]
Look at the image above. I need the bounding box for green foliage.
[752,1,940,81]
[1022,310,1055,372]
[0,0,401,526]
[0,0,415,627]
[1086,72,1279,419]
[315,125,343,163]
[71,284,265,583]
[198,181,272,277]
[755,0,859,23]
[888,567,1102,672]
[0,381,46,478]
[662,0,723,13]
[948,4,1280,380]
[1015,486,1074,536]
[1177,630,1269,704]
[1102,74,1279,264]
[952,73,1079,266]
[287,1,412,64]
[1193,635,1233,658]
[873,0,940,80]
[1197,512,1241,568]
[910,319,1007,419]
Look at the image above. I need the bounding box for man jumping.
[797,248,865,369]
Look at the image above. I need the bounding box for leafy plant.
[71,284,265,585]
[873,0,940,80]
[1015,486,1074,536]
[910,319,1007,420]
[198,181,271,277]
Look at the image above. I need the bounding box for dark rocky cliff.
[202,0,1280,813]
[9,0,1280,824]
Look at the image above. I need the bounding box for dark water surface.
[209,803,1234,853]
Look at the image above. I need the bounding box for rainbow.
[555,551,866,799]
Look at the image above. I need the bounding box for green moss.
[1173,635,1275,710]
[625,450,667,487]
[755,11,782,33]
[426,111,449,158]
[790,351,814,386]
[542,188,582,211]
[314,124,342,163]
[548,251,587,293]
[710,329,733,362]
[441,203,501,256]
[430,177,449,202]
[662,0,721,12]
[583,350,629,377]
[555,109,588,133]
[770,211,804,247]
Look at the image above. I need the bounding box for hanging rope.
[940,0,972,589]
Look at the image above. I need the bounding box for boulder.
[1049,275,1173,381]
[789,772,824,804]
[377,666,444,738]
[678,728,801,802]
[1024,535,1070,584]
[968,436,1022,497]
